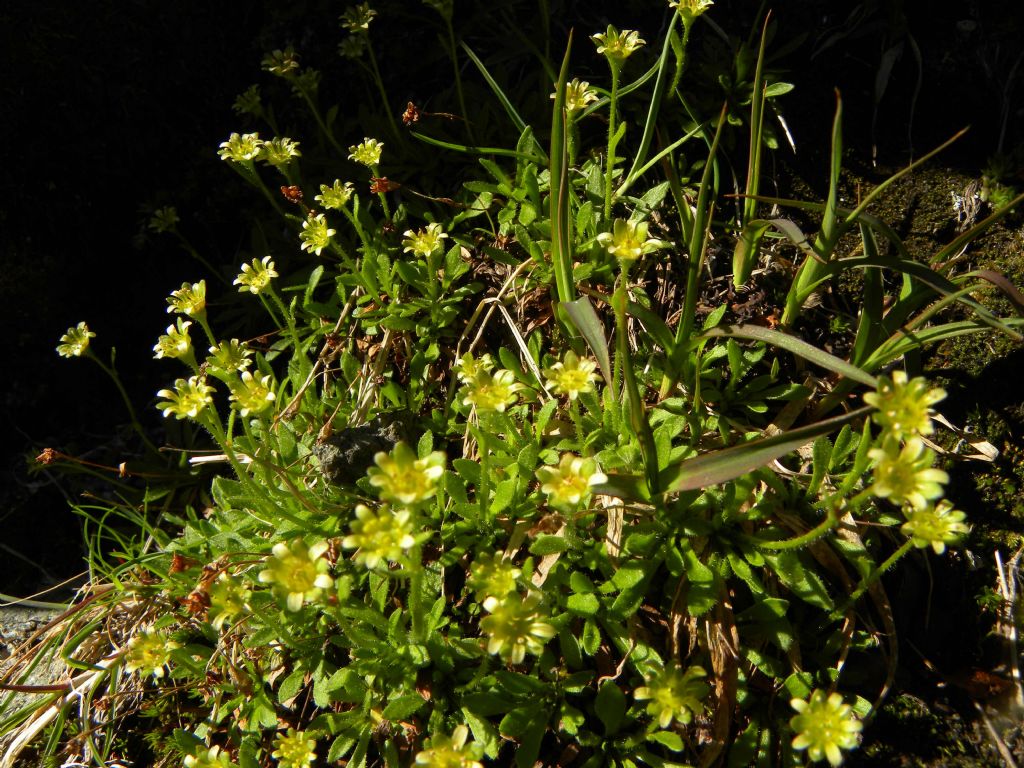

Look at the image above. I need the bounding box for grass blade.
[661,407,872,493]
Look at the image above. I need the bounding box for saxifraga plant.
[5,2,1024,767]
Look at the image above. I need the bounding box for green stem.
[193,314,217,350]
[747,507,839,551]
[831,538,915,621]
[88,352,159,455]
[266,286,302,353]
[203,412,306,528]
[297,87,344,155]
[408,547,425,643]
[569,398,585,447]
[444,17,474,145]
[603,65,621,222]
[365,38,401,142]
[613,265,658,492]
[478,418,492,524]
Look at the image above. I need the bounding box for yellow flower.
[413,725,484,768]
[208,573,250,631]
[234,256,278,295]
[260,137,301,167]
[592,26,645,61]
[536,453,607,511]
[634,664,708,728]
[453,352,496,384]
[402,222,449,258]
[258,539,334,612]
[183,745,233,768]
[228,370,276,416]
[468,553,521,602]
[863,371,946,441]
[543,350,600,400]
[901,500,969,554]
[340,3,377,32]
[790,690,863,766]
[669,0,714,22]
[868,436,948,511]
[550,78,598,113]
[367,442,446,505]
[166,280,207,317]
[348,138,384,167]
[342,504,418,569]
[153,318,193,360]
[207,339,253,375]
[462,369,526,413]
[480,592,556,664]
[156,376,215,420]
[299,213,336,256]
[56,321,95,358]
[217,132,264,162]
[124,628,179,679]
[261,48,300,77]
[271,728,317,768]
[596,218,664,262]
[315,180,355,210]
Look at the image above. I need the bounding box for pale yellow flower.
[592,26,645,61]
[543,350,600,400]
[790,690,863,766]
[300,213,336,256]
[258,539,334,611]
[166,280,206,317]
[536,453,607,511]
[634,665,708,728]
[315,180,355,210]
[271,728,317,768]
[901,500,970,554]
[414,725,483,768]
[863,371,946,440]
[125,628,179,679]
[480,592,556,664]
[868,437,948,511]
[402,222,449,258]
[348,138,384,167]
[367,442,446,505]
[229,371,276,416]
[462,369,526,413]
[342,504,417,569]
[596,218,664,262]
[56,321,95,358]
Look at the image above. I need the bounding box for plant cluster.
[5,2,1024,767]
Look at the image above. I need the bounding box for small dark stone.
[311,411,417,485]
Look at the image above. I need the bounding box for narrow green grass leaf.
[561,296,612,386]
[660,406,871,493]
[700,324,878,387]
[461,43,545,160]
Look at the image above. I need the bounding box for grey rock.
[312,411,417,485]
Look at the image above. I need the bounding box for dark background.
[2,0,1021,595]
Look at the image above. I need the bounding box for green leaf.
[582,619,601,655]
[463,708,501,758]
[278,668,306,705]
[303,265,325,307]
[660,407,871,493]
[680,544,718,616]
[328,735,358,762]
[570,571,595,593]
[648,730,684,751]
[462,43,545,160]
[764,551,834,610]
[452,458,481,486]
[559,628,583,669]
[381,694,427,721]
[701,324,878,387]
[530,534,569,556]
[595,681,627,734]
[566,592,600,617]
[491,478,518,515]
[462,692,515,717]
[562,296,612,387]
